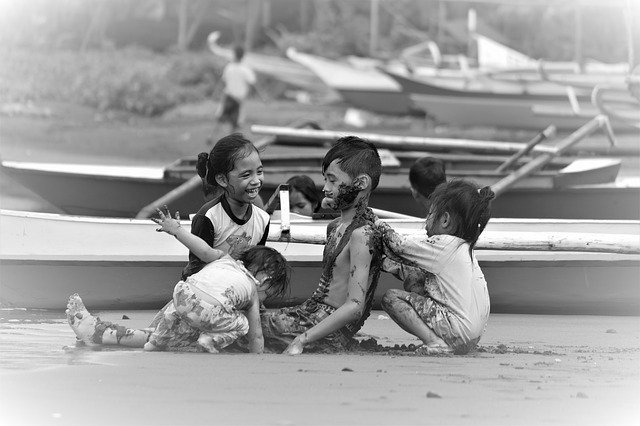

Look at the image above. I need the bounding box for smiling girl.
[182,133,271,279]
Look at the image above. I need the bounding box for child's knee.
[381,288,404,311]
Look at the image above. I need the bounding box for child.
[148,133,270,329]
[186,132,270,278]
[376,179,495,355]
[259,136,383,355]
[409,156,446,214]
[264,174,321,216]
[208,33,259,140]
[66,243,291,353]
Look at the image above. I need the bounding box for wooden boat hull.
[3,160,637,220]
[1,210,639,315]
[384,70,639,131]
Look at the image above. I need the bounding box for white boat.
[286,48,417,115]
[1,210,639,315]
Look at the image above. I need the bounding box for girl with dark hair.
[186,133,270,278]
[65,242,291,353]
[264,175,321,216]
[147,133,270,330]
[376,179,495,355]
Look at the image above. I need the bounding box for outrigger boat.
[382,69,639,131]
[1,210,639,315]
[286,48,418,115]
[1,150,630,220]
[3,116,637,220]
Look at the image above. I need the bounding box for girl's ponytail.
[468,186,495,254]
[196,152,215,196]
[428,180,495,256]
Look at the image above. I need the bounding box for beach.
[1,99,639,426]
[1,309,639,426]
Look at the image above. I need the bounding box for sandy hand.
[284,335,305,355]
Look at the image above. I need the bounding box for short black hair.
[409,157,446,198]
[238,246,291,299]
[321,136,382,190]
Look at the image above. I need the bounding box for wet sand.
[1,309,638,425]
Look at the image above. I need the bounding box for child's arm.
[284,226,374,355]
[375,219,439,270]
[245,291,264,354]
[152,208,225,263]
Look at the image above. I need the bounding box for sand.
[1,309,638,426]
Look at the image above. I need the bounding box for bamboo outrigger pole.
[491,114,616,197]
[251,125,558,155]
[267,225,640,254]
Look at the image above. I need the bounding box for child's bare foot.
[66,294,98,345]
[197,334,219,354]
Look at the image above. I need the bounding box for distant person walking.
[207,32,260,144]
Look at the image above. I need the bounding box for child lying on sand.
[67,210,290,353]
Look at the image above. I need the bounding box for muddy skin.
[334,182,361,209]
[381,291,423,337]
[309,197,383,337]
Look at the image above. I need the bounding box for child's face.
[322,160,361,211]
[289,189,315,216]
[223,150,264,204]
[254,271,270,303]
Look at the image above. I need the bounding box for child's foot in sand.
[197,334,220,354]
[66,293,98,345]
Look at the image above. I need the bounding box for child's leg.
[381,289,452,353]
[66,294,151,347]
[259,302,352,353]
[172,282,249,353]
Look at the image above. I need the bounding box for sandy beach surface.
[1,309,638,426]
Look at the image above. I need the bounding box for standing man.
[207,32,259,144]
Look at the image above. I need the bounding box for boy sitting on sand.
[261,136,383,355]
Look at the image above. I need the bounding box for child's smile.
[224,150,264,204]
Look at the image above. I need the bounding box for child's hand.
[373,218,389,232]
[283,334,305,355]
[321,197,337,210]
[151,205,182,236]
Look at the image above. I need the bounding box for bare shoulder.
[349,223,378,251]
